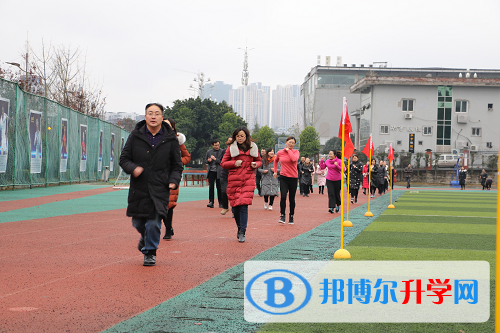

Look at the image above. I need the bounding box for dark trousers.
[208,171,221,204]
[163,207,174,236]
[232,205,248,233]
[326,179,341,209]
[302,183,311,195]
[406,177,411,188]
[298,175,303,194]
[256,173,262,195]
[370,185,377,195]
[220,176,229,209]
[350,187,359,200]
[318,185,325,194]
[264,195,275,206]
[280,176,297,215]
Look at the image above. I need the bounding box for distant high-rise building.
[204,81,232,103]
[229,82,270,130]
[272,85,302,131]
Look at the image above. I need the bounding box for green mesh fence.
[0,77,130,188]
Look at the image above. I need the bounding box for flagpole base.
[364,211,373,217]
[388,204,395,209]
[343,220,353,227]
[333,248,351,259]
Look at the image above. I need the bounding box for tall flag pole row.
[334,97,352,259]
[388,143,395,209]
[362,134,374,217]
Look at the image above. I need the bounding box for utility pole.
[239,45,253,124]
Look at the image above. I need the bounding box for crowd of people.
[119,104,494,267]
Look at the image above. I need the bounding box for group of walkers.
[120,103,494,267]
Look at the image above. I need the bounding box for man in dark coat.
[119,103,183,266]
[205,140,224,208]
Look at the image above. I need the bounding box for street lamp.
[188,71,214,100]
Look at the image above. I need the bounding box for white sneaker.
[268,205,273,211]
[264,203,268,210]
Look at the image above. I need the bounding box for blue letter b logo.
[264,277,295,308]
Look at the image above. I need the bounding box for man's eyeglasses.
[147,111,163,116]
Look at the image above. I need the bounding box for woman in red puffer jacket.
[221,127,262,243]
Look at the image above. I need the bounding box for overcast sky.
[1,0,499,115]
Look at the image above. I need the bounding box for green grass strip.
[348,231,495,251]
[365,221,495,235]
[383,208,496,217]
[376,214,496,224]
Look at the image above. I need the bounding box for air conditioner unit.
[470,145,479,151]
[457,114,468,123]
[404,113,412,119]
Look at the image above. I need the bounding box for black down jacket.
[119,120,183,220]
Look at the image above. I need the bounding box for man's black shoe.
[288,215,294,225]
[207,202,214,208]
[143,254,156,266]
[163,234,171,240]
[138,237,145,252]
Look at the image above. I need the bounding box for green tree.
[214,112,247,145]
[322,137,342,154]
[252,126,275,150]
[299,126,320,157]
[252,122,261,135]
[165,98,246,164]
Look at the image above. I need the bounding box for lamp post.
[188,71,214,100]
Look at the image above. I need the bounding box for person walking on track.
[120,103,183,266]
[273,136,300,224]
[221,127,262,243]
[320,151,342,214]
[259,148,279,210]
[162,117,191,240]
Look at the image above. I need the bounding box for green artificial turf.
[259,190,496,333]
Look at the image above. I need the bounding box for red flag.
[338,97,352,139]
[362,135,374,158]
[388,143,394,164]
[344,136,355,159]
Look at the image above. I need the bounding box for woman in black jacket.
[369,158,378,198]
[349,155,363,203]
[480,169,488,190]
[459,167,467,190]
[376,160,386,195]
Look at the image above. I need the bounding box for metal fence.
[0,77,129,188]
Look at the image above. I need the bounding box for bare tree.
[1,40,107,119]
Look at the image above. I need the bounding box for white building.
[272,85,302,130]
[302,64,500,157]
[229,82,270,130]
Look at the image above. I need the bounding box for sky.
[1,0,499,116]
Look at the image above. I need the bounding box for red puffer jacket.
[168,133,191,209]
[221,141,262,207]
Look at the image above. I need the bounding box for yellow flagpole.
[365,136,373,217]
[334,106,351,259]
[344,157,353,227]
[388,161,395,209]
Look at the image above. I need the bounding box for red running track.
[0,189,374,332]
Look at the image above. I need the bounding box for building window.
[488,103,493,111]
[472,128,481,137]
[418,141,423,146]
[397,140,402,145]
[455,100,468,112]
[437,86,452,146]
[380,125,389,134]
[423,126,432,135]
[402,99,414,112]
[487,142,493,148]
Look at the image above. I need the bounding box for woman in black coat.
[349,155,363,203]
[369,158,378,198]
[459,167,467,190]
[480,169,488,190]
[375,160,387,195]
